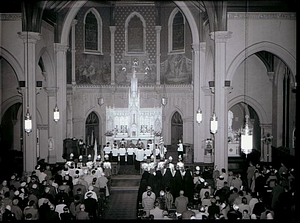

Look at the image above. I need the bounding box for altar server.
[111,143,119,162]
[118,144,127,165]
[135,146,145,171]
[177,139,184,158]
[127,143,135,165]
[103,142,112,161]
[144,144,152,159]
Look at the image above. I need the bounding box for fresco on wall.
[76,60,111,85]
[160,54,192,84]
[115,56,156,85]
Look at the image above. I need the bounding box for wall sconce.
[196,108,202,124]
[161,97,167,106]
[24,108,32,134]
[53,104,60,122]
[209,81,215,93]
[210,113,218,134]
[241,115,253,156]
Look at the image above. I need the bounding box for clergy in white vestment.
[127,145,135,165]
[118,146,127,165]
[177,139,184,158]
[144,145,152,159]
[111,144,119,162]
[103,142,112,161]
[135,147,145,171]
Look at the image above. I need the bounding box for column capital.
[18,31,41,44]
[109,26,116,33]
[155,26,162,32]
[54,43,69,53]
[72,19,78,26]
[192,42,206,52]
[44,87,58,97]
[210,31,232,43]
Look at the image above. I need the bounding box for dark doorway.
[171,111,183,148]
[85,112,100,156]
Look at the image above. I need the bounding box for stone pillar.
[192,42,206,163]
[44,87,58,164]
[54,43,69,163]
[155,26,161,85]
[18,31,41,172]
[110,26,116,85]
[210,31,232,171]
[71,19,77,86]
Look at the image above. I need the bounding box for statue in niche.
[228,110,235,142]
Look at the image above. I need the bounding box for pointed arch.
[125,11,146,55]
[83,8,103,53]
[168,8,185,54]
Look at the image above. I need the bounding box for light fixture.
[53,104,60,122]
[24,108,32,134]
[241,115,253,155]
[161,74,167,106]
[196,5,202,124]
[24,31,32,134]
[210,113,218,134]
[161,96,167,106]
[240,2,253,157]
[196,108,202,124]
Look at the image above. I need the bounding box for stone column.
[54,43,69,163]
[18,31,41,172]
[155,26,161,85]
[71,19,77,86]
[110,26,116,85]
[192,42,206,163]
[210,31,232,171]
[44,87,58,164]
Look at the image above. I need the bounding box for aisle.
[103,165,141,220]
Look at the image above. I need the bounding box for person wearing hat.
[75,204,90,220]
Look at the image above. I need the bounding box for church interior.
[0,0,297,220]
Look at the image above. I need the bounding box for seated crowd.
[0,155,112,221]
[137,156,296,220]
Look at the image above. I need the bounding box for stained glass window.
[128,15,143,52]
[172,11,184,51]
[85,11,98,51]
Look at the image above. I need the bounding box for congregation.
[0,137,297,221]
[137,157,296,220]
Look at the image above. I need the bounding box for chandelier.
[241,115,253,155]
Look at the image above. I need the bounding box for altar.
[105,63,162,145]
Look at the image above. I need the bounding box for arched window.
[168,8,185,54]
[84,8,102,54]
[125,12,146,55]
